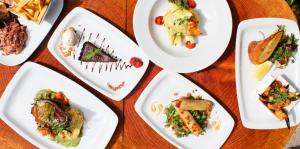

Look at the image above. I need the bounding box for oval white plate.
[135,70,234,148]
[48,7,149,101]
[133,0,232,73]
[235,18,300,129]
[0,62,118,149]
[0,0,63,66]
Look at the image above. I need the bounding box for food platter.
[135,70,234,148]
[0,0,63,66]
[133,0,232,73]
[235,18,300,129]
[0,62,118,148]
[48,7,149,101]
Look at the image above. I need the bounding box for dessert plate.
[0,0,63,66]
[133,0,232,73]
[48,7,149,101]
[235,18,300,129]
[0,62,118,148]
[135,70,234,148]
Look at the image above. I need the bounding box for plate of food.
[0,62,118,148]
[133,0,232,73]
[0,0,63,66]
[235,18,300,129]
[135,70,234,148]
[48,7,149,101]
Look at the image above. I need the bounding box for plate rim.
[235,17,300,129]
[47,7,149,101]
[133,0,233,73]
[134,69,235,148]
[0,0,64,66]
[0,62,119,148]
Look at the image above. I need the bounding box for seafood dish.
[248,25,298,80]
[164,93,213,137]
[259,78,300,128]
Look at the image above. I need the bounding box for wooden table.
[0,0,298,148]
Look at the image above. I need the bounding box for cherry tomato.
[135,60,143,68]
[185,41,196,49]
[187,0,197,9]
[130,57,143,68]
[63,97,69,105]
[40,128,49,136]
[55,91,64,100]
[155,16,164,25]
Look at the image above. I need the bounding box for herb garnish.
[168,0,188,9]
[270,26,298,66]
[83,48,102,61]
[165,104,192,137]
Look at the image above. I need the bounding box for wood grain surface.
[0,0,298,149]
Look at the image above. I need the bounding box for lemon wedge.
[253,61,273,80]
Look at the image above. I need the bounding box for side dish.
[164,93,213,137]
[259,79,300,128]
[155,0,201,49]
[249,25,298,80]
[9,0,52,23]
[0,3,28,55]
[31,89,85,147]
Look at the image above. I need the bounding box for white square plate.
[235,18,300,129]
[135,70,234,149]
[48,7,149,101]
[0,0,63,66]
[0,62,118,149]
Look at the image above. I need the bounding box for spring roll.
[172,101,203,135]
[176,99,213,111]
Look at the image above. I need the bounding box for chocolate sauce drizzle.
[72,27,133,74]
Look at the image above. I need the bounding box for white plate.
[0,0,63,66]
[235,18,300,129]
[48,7,149,101]
[133,0,232,73]
[0,62,118,149]
[135,70,234,148]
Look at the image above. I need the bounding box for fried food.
[10,0,51,23]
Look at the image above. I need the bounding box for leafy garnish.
[83,48,102,61]
[270,26,298,66]
[165,104,191,137]
[168,0,188,9]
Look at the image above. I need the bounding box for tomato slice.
[155,16,164,25]
[185,41,196,49]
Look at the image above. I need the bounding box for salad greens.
[270,26,298,66]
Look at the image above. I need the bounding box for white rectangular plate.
[135,70,234,149]
[0,62,118,149]
[48,7,149,101]
[235,18,300,129]
[0,0,63,66]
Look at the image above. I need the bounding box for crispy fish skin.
[172,101,203,135]
[177,99,213,111]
